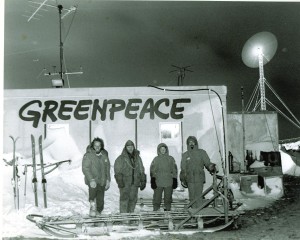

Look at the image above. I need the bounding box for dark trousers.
[119,184,139,213]
[89,184,105,213]
[188,182,204,209]
[153,186,173,211]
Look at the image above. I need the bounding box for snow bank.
[1,157,159,239]
[280,149,300,176]
[281,141,300,151]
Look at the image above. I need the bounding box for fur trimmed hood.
[157,143,169,155]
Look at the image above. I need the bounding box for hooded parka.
[82,142,111,187]
[150,143,178,211]
[114,140,146,213]
[150,143,177,187]
[82,138,111,213]
[114,140,145,187]
[180,136,211,184]
[180,136,212,208]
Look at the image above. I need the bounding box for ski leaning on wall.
[29,135,71,208]
[31,134,38,207]
[39,135,47,208]
[9,136,20,210]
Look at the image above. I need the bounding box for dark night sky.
[3,0,300,139]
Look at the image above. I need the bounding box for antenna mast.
[169,65,193,86]
[258,48,266,110]
[58,5,64,87]
[241,86,246,171]
[24,1,82,88]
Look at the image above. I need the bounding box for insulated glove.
[179,171,188,188]
[151,177,157,189]
[140,173,147,191]
[140,181,146,191]
[90,179,97,188]
[208,163,218,174]
[172,178,178,189]
[114,174,125,188]
[181,180,188,188]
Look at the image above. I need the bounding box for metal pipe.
[58,5,64,87]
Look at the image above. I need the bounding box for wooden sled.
[26,174,241,238]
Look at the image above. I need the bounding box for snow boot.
[95,211,101,217]
[89,200,96,217]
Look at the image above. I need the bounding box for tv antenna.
[169,65,193,86]
[25,1,82,88]
[24,0,77,22]
[242,31,300,129]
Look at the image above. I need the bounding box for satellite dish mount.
[257,48,266,110]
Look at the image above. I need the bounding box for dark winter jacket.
[150,143,178,187]
[82,143,111,187]
[114,140,145,187]
[180,136,212,184]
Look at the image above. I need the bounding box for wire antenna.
[169,65,193,86]
[25,0,76,22]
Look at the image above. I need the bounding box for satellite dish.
[242,31,278,68]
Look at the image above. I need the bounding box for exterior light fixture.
[51,79,64,88]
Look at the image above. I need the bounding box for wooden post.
[197,216,204,229]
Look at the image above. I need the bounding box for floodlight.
[51,79,64,87]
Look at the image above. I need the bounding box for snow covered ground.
[1,154,159,239]
[1,140,300,239]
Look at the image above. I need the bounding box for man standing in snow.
[114,140,146,213]
[82,137,111,217]
[180,136,216,209]
[150,143,178,211]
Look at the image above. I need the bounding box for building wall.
[227,112,279,172]
[4,86,227,187]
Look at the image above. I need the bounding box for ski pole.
[23,165,28,206]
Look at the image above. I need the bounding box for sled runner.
[138,197,190,209]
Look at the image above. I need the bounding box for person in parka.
[180,136,216,209]
[114,140,146,213]
[82,137,111,217]
[150,143,178,211]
